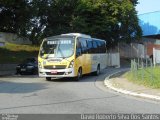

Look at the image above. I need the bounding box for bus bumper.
[38,68,75,78]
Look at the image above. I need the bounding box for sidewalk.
[104,70,160,101]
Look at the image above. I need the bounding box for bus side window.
[99,41,104,53]
[101,41,106,53]
[92,40,98,53]
[96,40,101,53]
[86,39,93,54]
[76,39,82,57]
[79,38,87,54]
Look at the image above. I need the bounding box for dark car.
[16,58,38,75]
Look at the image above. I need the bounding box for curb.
[104,70,160,101]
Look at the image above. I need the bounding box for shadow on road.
[47,71,107,83]
[0,81,47,94]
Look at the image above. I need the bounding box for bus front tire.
[46,77,52,81]
[75,68,82,81]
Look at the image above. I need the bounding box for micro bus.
[38,33,107,80]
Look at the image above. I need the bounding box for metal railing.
[130,58,155,81]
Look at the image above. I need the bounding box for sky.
[136,0,160,15]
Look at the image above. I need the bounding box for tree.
[43,0,79,37]
[0,0,31,36]
[27,0,50,44]
[130,0,139,6]
[117,0,142,43]
[0,0,141,46]
[72,0,142,48]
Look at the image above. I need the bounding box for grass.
[0,42,39,64]
[125,66,160,89]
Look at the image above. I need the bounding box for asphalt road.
[0,68,160,114]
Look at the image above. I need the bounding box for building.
[138,11,160,58]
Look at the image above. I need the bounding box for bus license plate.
[51,71,57,74]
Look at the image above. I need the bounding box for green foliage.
[0,0,31,35]
[126,67,160,89]
[27,0,50,44]
[0,0,142,47]
[130,0,139,6]
[0,43,39,63]
[72,0,142,47]
[44,0,79,36]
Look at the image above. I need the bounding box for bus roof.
[61,33,91,38]
[45,33,107,42]
[92,38,106,42]
[45,33,91,40]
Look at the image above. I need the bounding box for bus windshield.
[40,37,75,59]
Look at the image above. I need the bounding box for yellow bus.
[38,33,107,80]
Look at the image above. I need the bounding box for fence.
[130,58,158,81]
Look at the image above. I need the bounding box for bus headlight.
[43,61,46,65]
[38,62,42,68]
[69,60,74,68]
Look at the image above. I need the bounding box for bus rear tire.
[75,68,82,81]
[46,77,51,81]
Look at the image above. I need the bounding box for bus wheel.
[95,65,100,76]
[46,77,51,81]
[75,68,82,81]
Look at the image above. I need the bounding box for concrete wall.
[119,43,145,58]
[142,37,160,57]
[0,33,5,46]
[0,64,17,76]
[106,53,120,68]
[0,42,5,46]
[153,48,160,66]
[0,32,32,45]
